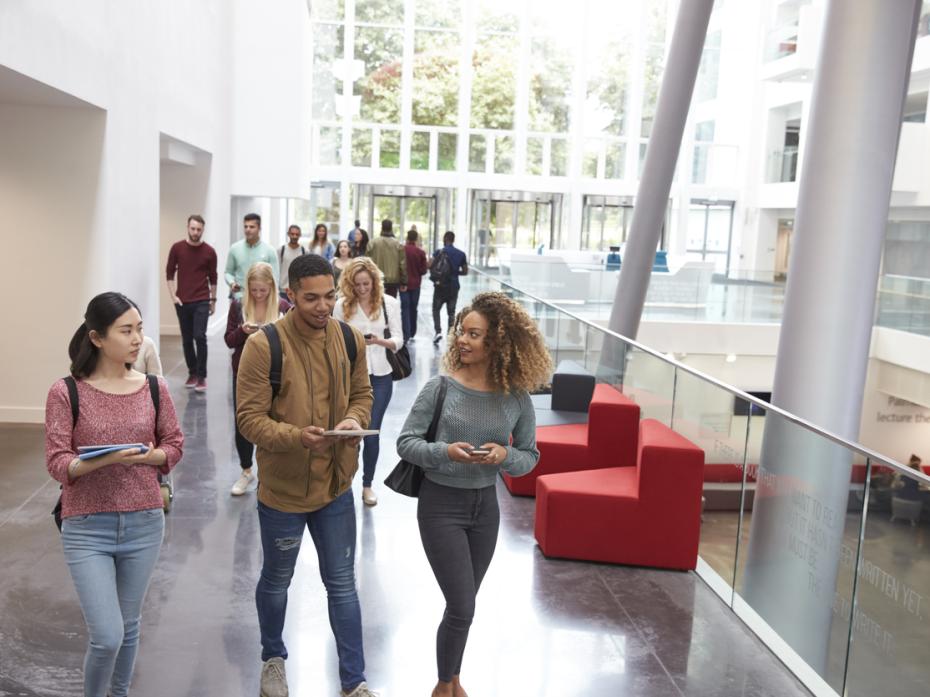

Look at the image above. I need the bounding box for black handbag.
[382,303,412,381]
[384,376,447,497]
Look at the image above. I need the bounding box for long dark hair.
[69,292,141,378]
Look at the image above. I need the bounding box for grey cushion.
[551,360,595,412]
[531,393,589,427]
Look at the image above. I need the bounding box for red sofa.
[503,384,641,496]
[534,419,705,570]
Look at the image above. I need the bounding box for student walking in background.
[166,214,217,392]
[334,257,403,507]
[309,223,335,261]
[45,292,184,697]
[225,212,279,300]
[333,239,353,285]
[225,262,291,496]
[396,292,551,697]
[278,224,306,300]
[401,228,428,342]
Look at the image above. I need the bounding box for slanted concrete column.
[742,0,921,676]
[607,0,715,340]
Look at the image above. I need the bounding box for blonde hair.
[443,292,553,393]
[242,262,280,325]
[337,257,384,321]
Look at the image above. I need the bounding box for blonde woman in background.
[225,262,292,496]
[333,257,403,507]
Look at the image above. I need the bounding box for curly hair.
[337,257,384,321]
[443,292,553,393]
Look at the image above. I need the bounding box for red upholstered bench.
[534,419,705,570]
[503,384,640,496]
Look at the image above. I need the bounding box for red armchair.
[534,419,705,570]
[503,384,641,496]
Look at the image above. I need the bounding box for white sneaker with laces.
[260,656,288,697]
[340,682,378,697]
[230,470,255,496]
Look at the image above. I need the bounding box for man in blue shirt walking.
[430,231,468,344]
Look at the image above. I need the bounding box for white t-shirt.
[333,294,403,377]
[279,244,305,290]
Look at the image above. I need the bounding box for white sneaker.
[230,470,255,496]
[341,682,378,697]
[362,487,378,507]
[260,657,288,697]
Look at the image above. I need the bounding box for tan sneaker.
[230,470,255,496]
[260,657,288,697]
[362,487,378,507]
[341,682,378,697]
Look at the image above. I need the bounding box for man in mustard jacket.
[237,254,377,697]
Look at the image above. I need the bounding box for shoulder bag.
[382,302,411,381]
[384,376,447,497]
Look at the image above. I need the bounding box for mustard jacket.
[236,311,373,511]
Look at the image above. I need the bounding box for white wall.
[0,0,310,422]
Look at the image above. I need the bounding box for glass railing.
[767,146,799,183]
[459,269,930,697]
[875,274,930,337]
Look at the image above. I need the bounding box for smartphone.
[469,448,491,456]
[364,333,374,340]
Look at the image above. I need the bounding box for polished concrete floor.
[0,301,812,696]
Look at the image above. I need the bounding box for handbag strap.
[425,377,448,442]
[381,301,391,339]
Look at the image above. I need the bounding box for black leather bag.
[382,303,412,381]
[384,377,447,497]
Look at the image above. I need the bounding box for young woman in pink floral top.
[45,292,184,697]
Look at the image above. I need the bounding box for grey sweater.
[396,376,539,489]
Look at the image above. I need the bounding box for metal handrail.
[471,267,930,482]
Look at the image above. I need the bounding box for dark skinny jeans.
[417,478,500,682]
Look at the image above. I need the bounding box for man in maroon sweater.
[401,228,428,341]
[166,214,218,392]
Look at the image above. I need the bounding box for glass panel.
[410,131,430,170]
[641,3,667,138]
[355,0,403,25]
[844,460,930,697]
[379,129,400,168]
[526,137,543,175]
[705,205,732,253]
[437,132,457,170]
[603,206,625,249]
[469,134,486,172]
[476,0,518,33]
[415,0,461,28]
[553,315,588,367]
[491,201,516,250]
[311,0,345,21]
[621,346,675,425]
[352,128,373,166]
[515,202,536,249]
[605,141,625,180]
[319,126,343,166]
[550,139,567,176]
[404,198,431,235]
[355,27,403,124]
[734,412,865,694]
[583,139,600,178]
[373,195,400,224]
[312,24,345,120]
[528,36,572,133]
[494,135,514,174]
[413,30,460,126]
[695,30,721,102]
[585,5,632,137]
[471,33,518,129]
[672,370,753,590]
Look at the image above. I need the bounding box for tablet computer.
[321,429,379,437]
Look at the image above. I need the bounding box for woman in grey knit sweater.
[396,292,552,697]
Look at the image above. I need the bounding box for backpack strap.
[146,374,160,423]
[262,324,283,401]
[279,245,285,264]
[338,320,357,366]
[64,376,79,427]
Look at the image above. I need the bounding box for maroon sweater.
[225,298,292,376]
[405,243,428,289]
[166,240,218,303]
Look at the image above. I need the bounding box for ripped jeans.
[256,492,366,691]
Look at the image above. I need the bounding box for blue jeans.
[256,493,366,691]
[61,509,165,697]
[363,373,394,487]
[400,287,421,340]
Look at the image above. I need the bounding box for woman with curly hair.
[396,291,552,697]
[334,257,403,506]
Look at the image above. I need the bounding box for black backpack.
[52,375,160,531]
[279,244,307,264]
[429,249,453,285]
[262,321,357,401]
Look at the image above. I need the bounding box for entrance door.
[581,195,634,251]
[686,199,735,275]
[469,190,562,268]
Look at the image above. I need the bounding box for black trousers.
[432,285,459,334]
[175,300,210,378]
[231,377,254,470]
[417,478,499,682]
